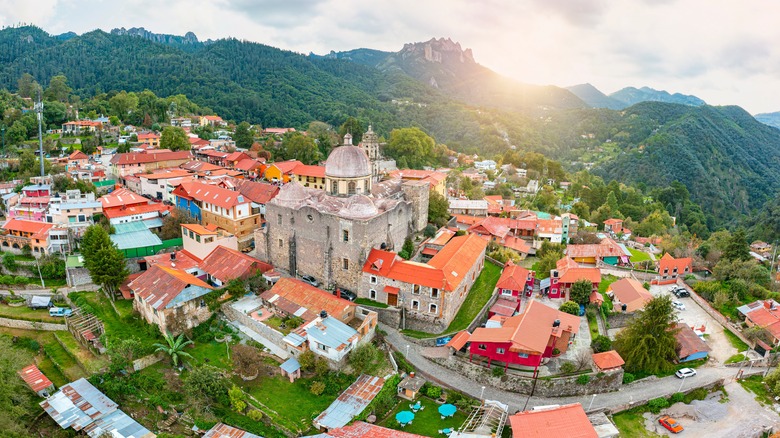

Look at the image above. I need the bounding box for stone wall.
[222,301,290,355]
[133,353,163,371]
[66,267,93,287]
[0,317,67,331]
[607,312,639,329]
[430,356,623,397]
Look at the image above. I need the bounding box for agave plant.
[153,332,194,367]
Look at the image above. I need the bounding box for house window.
[429,303,438,314]
[370,276,377,284]
[277,214,282,225]
[369,289,377,300]
[348,181,356,195]
[501,289,513,296]
[431,288,439,298]
[478,344,487,351]
[318,343,328,351]
[331,181,338,193]
[413,284,420,295]
[278,239,284,248]
[342,258,349,270]
[496,348,505,354]
[518,352,529,358]
[411,300,420,310]
[343,229,349,242]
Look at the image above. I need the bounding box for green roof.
[110,229,163,250]
[113,221,148,234]
[66,255,84,268]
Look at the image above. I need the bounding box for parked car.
[658,415,684,433]
[672,301,686,311]
[301,275,319,287]
[335,288,357,301]
[675,368,697,379]
[49,307,73,317]
[673,287,690,298]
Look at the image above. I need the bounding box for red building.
[496,260,535,299]
[466,300,580,374]
[548,257,601,300]
[656,253,692,285]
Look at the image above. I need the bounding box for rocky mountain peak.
[400,37,475,64]
[110,27,202,45]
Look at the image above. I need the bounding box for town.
[0,83,778,438]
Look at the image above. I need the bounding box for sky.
[1,0,779,114]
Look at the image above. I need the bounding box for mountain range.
[754,111,780,130]
[1,26,779,229]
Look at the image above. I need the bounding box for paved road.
[382,323,768,413]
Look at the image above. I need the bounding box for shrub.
[622,373,635,384]
[560,362,577,374]
[348,343,383,375]
[426,385,442,399]
[591,335,612,353]
[310,381,325,396]
[247,409,263,421]
[552,348,560,355]
[491,366,505,377]
[298,350,316,371]
[14,276,28,285]
[559,301,581,316]
[228,385,246,413]
[14,337,40,352]
[576,374,590,385]
[648,397,670,414]
[669,392,685,404]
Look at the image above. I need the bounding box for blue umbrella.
[396,410,415,425]
[438,404,457,417]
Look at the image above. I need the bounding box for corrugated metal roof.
[314,375,385,430]
[280,357,301,374]
[113,221,150,234]
[41,378,118,431]
[283,332,306,347]
[18,364,54,393]
[110,229,163,250]
[83,409,155,438]
[203,422,262,438]
[306,317,357,350]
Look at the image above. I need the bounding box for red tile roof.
[259,278,356,323]
[68,150,89,160]
[445,330,471,350]
[201,150,229,158]
[100,188,149,209]
[110,151,192,165]
[322,421,426,437]
[674,323,711,359]
[174,181,250,210]
[502,236,533,254]
[659,253,692,274]
[609,278,652,308]
[180,160,223,172]
[556,257,601,284]
[566,238,626,259]
[18,364,53,393]
[203,423,260,438]
[292,163,326,178]
[130,264,213,310]
[234,158,264,172]
[231,179,279,204]
[452,214,482,226]
[496,261,532,291]
[508,403,597,438]
[427,233,488,291]
[103,202,171,219]
[144,250,202,272]
[591,350,625,371]
[470,300,580,355]
[200,245,271,283]
[746,307,780,340]
[383,285,400,295]
[269,160,303,174]
[603,218,623,226]
[225,152,250,162]
[2,218,54,236]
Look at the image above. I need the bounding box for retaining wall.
[0,316,67,331]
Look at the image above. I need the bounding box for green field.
[612,410,663,437]
[739,375,774,406]
[0,304,61,323]
[628,247,652,263]
[724,328,750,351]
[378,396,469,437]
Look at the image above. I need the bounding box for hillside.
[609,86,706,107]
[754,111,780,130]
[319,38,586,113]
[566,83,623,109]
[594,103,780,225]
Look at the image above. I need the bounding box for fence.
[679,281,752,347]
[119,238,183,258]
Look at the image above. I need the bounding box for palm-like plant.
[153,332,194,367]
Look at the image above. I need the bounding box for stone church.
[255,134,429,292]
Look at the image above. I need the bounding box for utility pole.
[34,92,45,177]
[769,241,778,285]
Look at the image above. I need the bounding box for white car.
[675,368,697,379]
[672,301,686,311]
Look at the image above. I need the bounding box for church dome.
[273,180,308,208]
[325,146,371,179]
[338,194,379,219]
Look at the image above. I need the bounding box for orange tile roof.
[259,278,356,323]
[609,278,652,307]
[234,158,264,172]
[556,257,601,284]
[110,151,191,165]
[428,228,455,246]
[509,403,597,438]
[427,233,488,291]
[269,160,303,174]
[674,323,711,359]
[139,168,193,180]
[292,163,326,178]
[68,150,89,160]
[200,245,272,283]
[659,253,692,273]
[103,202,171,219]
[502,236,533,254]
[603,218,623,226]
[225,152,249,162]
[180,160,223,172]
[144,250,201,272]
[231,179,279,204]
[363,248,400,277]
[174,181,250,210]
[470,300,580,355]
[746,307,780,339]
[566,238,626,259]
[100,188,149,209]
[201,150,229,158]
[445,330,471,350]
[383,285,400,295]
[2,218,54,235]
[537,218,563,234]
[496,261,532,291]
[452,214,482,226]
[468,216,511,239]
[591,350,625,371]
[321,422,426,438]
[181,223,218,235]
[130,264,213,310]
[18,364,53,393]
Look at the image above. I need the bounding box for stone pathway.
[231,321,290,359]
[382,323,768,413]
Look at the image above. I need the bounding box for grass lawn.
[354,298,389,308]
[0,328,88,382]
[187,339,234,370]
[725,353,746,364]
[724,328,750,351]
[378,396,469,437]
[739,375,774,406]
[70,291,161,355]
[598,275,618,310]
[586,309,600,338]
[402,263,502,339]
[612,410,663,437]
[240,374,346,435]
[628,247,651,263]
[54,331,109,374]
[263,315,292,335]
[0,304,61,322]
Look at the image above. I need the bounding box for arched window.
[348,181,356,195]
[331,180,338,194]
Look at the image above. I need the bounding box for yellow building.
[264,160,302,183]
[291,163,327,190]
[388,169,447,196]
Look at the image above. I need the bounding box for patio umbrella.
[396,410,415,425]
[438,404,457,417]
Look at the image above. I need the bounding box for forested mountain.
[609,86,706,108]
[311,48,392,67]
[755,111,780,130]
[566,83,624,109]
[110,27,206,47]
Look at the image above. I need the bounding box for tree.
[399,238,414,260]
[109,91,139,120]
[569,280,593,305]
[0,337,35,435]
[722,228,750,262]
[613,295,679,374]
[427,191,450,227]
[160,126,190,151]
[559,301,581,316]
[348,343,383,375]
[105,337,141,372]
[279,132,322,164]
[231,344,260,378]
[44,75,72,102]
[591,335,612,353]
[43,101,68,127]
[234,121,254,149]
[88,244,128,301]
[17,150,36,174]
[229,385,247,413]
[7,121,29,145]
[185,365,229,411]
[153,332,194,367]
[17,73,41,98]
[385,127,436,169]
[338,117,364,144]
[159,208,196,240]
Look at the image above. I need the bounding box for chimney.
[320,310,328,319]
[170,252,176,261]
[765,301,772,310]
[552,319,560,328]
[410,371,415,378]
[336,289,341,299]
